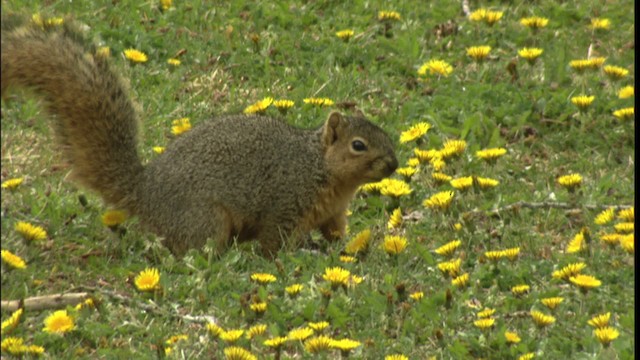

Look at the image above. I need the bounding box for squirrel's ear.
[322,111,344,146]
[353,108,366,118]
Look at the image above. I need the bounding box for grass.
[1,0,635,359]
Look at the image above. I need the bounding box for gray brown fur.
[1,17,398,257]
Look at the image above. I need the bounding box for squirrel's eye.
[351,140,367,152]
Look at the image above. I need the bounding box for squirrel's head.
[321,111,398,186]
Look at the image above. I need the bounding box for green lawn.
[1,0,635,359]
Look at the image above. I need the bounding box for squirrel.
[1,17,398,257]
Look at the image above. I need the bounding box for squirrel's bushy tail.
[1,19,143,211]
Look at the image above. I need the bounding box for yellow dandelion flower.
[566,231,586,253]
[437,258,461,277]
[344,229,371,254]
[614,222,634,233]
[599,233,621,246]
[619,234,634,253]
[617,207,634,222]
[612,107,634,121]
[505,331,521,344]
[340,255,357,263]
[432,172,452,183]
[1,308,23,335]
[1,178,24,190]
[336,29,355,40]
[220,329,245,343]
[530,310,555,327]
[134,267,160,291]
[520,16,549,29]
[476,147,507,161]
[250,273,277,284]
[604,65,629,80]
[484,11,503,25]
[469,9,487,22]
[14,221,47,242]
[442,139,467,157]
[348,274,363,287]
[594,327,619,347]
[165,334,188,345]
[511,284,530,296]
[249,302,267,313]
[1,337,25,355]
[453,223,463,231]
[450,176,473,190]
[518,48,544,63]
[475,176,500,189]
[380,179,412,197]
[382,235,408,255]
[152,146,165,154]
[273,99,294,110]
[171,117,192,135]
[360,180,385,193]
[124,48,148,63]
[557,173,582,190]
[414,148,438,162]
[409,291,424,300]
[322,267,351,286]
[305,335,334,353]
[434,240,461,257]
[588,312,611,328]
[406,157,420,167]
[385,355,409,360]
[387,208,403,230]
[160,0,172,10]
[330,338,361,351]
[588,57,607,68]
[167,58,181,66]
[474,318,495,329]
[32,13,64,27]
[223,346,257,360]
[308,321,329,332]
[288,327,314,341]
[590,18,610,30]
[569,274,601,290]
[452,273,469,288]
[378,11,401,21]
[430,156,446,171]
[1,250,26,270]
[285,283,304,295]
[518,353,536,360]
[101,210,127,227]
[541,297,563,310]
[244,97,273,114]
[503,247,520,261]
[466,46,492,62]
[618,86,634,99]
[207,323,224,337]
[484,250,506,261]
[396,167,417,179]
[246,324,267,339]
[570,59,595,72]
[594,207,616,225]
[263,336,287,348]
[552,262,587,280]
[571,95,595,110]
[303,98,334,106]
[423,191,455,211]
[477,308,496,318]
[400,122,431,143]
[418,59,454,77]
[43,310,75,334]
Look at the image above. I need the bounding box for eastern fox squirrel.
[1,17,398,257]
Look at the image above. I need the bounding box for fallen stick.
[1,292,90,312]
